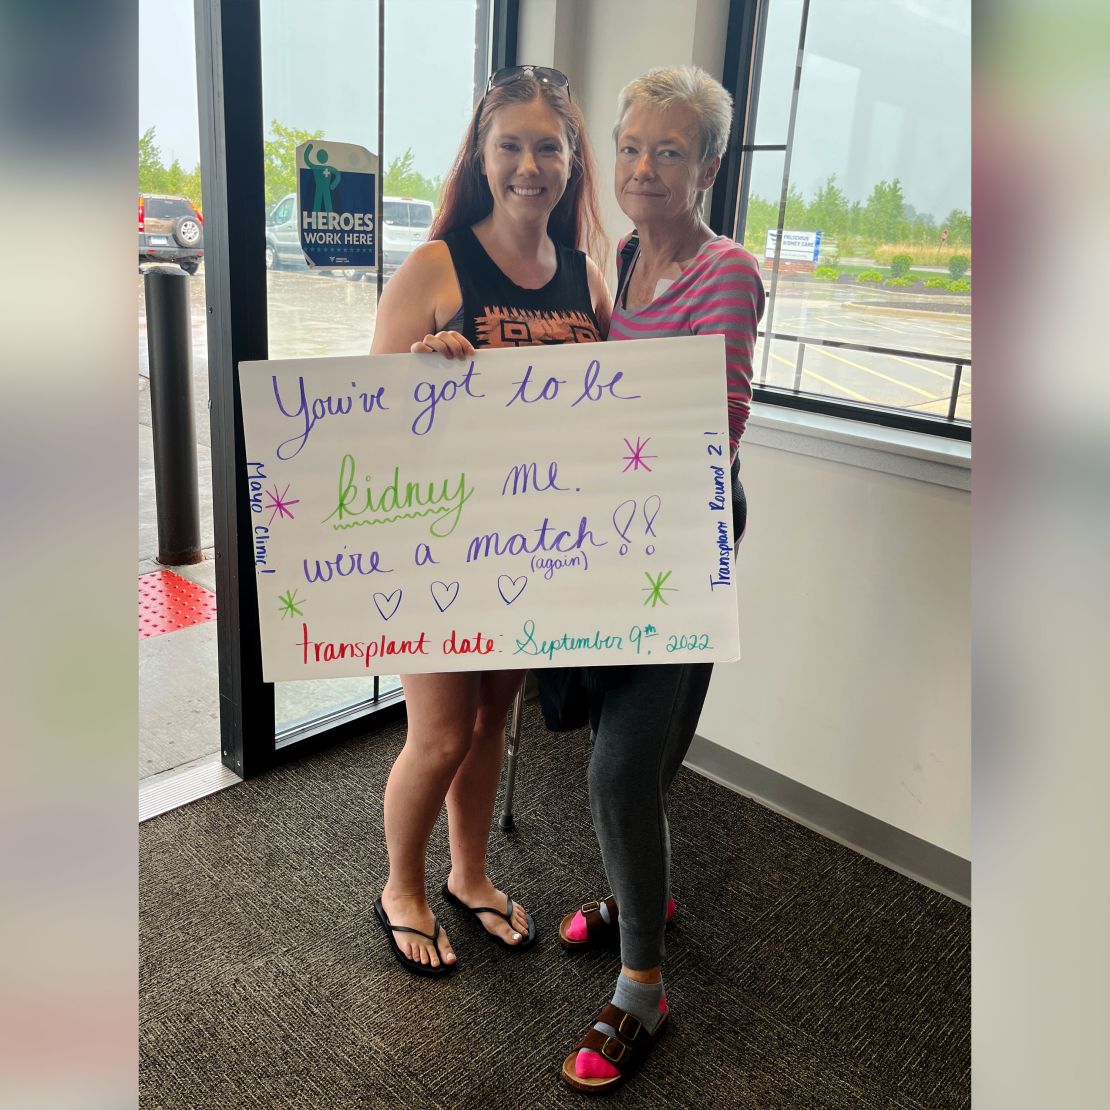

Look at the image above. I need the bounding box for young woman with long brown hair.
[369,66,610,976]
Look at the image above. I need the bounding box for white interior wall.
[520,0,732,269]
[517,0,971,859]
[701,441,971,857]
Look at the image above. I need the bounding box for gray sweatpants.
[586,661,714,970]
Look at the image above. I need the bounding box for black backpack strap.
[731,453,746,551]
[616,231,639,308]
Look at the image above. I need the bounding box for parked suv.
[265,192,434,280]
[380,196,434,280]
[139,194,204,275]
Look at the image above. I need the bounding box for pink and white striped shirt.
[608,235,765,456]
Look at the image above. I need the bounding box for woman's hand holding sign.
[410,331,475,359]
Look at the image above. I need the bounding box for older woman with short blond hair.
[556,65,765,1094]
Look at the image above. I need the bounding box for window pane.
[382,1,480,278]
[139,0,216,781]
[753,0,804,145]
[748,0,971,424]
[259,0,487,737]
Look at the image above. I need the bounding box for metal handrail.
[758,328,970,365]
[757,328,970,425]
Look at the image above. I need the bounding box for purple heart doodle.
[497,574,528,605]
[373,589,402,621]
[430,580,460,613]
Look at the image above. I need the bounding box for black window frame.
[710,0,971,444]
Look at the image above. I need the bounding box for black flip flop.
[373,896,456,978]
[440,882,538,951]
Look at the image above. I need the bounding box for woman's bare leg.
[444,669,529,942]
[380,671,480,967]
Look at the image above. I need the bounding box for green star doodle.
[642,571,677,608]
[278,589,304,619]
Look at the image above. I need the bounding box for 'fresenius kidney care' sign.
[237,336,741,680]
[295,140,377,269]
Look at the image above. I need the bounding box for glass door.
[196,0,502,774]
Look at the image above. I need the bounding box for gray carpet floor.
[140,700,970,1109]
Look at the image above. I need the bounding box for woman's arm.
[370,240,471,357]
[586,255,613,339]
[689,244,766,456]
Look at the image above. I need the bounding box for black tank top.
[441,226,601,348]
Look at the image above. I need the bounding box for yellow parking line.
[885,353,961,382]
[802,368,874,403]
[811,348,940,400]
[815,314,881,332]
[762,348,874,403]
[897,319,971,340]
[860,318,907,333]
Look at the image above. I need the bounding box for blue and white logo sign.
[764,229,822,262]
[295,140,378,269]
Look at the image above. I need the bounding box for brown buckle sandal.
[558,895,619,949]
[560,1002,669,1093]
[558,895,675,950]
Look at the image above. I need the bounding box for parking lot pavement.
[758,285,971,419]
[138,265,380,368]
[137,267,970,438]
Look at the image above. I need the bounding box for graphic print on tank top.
[443,227,601,349]
[475,306,599,347]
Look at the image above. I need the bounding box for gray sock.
[580,972,666,1064]
[612,972,666,1032]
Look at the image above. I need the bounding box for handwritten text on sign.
[238,335,739,679]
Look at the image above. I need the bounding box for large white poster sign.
[238,336,739,680]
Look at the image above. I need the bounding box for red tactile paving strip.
[139,570,217,638]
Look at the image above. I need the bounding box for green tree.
[911,211,937,238]
[862,178,908,242]
[181,163,203,208]
[383,147,443,203]
[846,200,863,237]
[138,126,203,205]
[805,174,850,237]
[741,194,777,253]
[138,126,165,193]
[942,208,971,244]
[783,181,807,229]
[163,157,186,197]
[264,120,325,209]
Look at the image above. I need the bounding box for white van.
[264,192,435,281]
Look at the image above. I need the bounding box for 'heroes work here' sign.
[295,139,377,269]
[238,336,740,680]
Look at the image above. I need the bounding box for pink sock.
[565,910,589,942]
[575,1051,621,1079]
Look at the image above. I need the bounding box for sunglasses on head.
[485,65,571,98]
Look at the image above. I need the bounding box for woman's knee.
[472,703,510,744]
[405,724,473,771]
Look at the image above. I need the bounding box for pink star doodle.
[264,483,300,525]
[622,436,657,473]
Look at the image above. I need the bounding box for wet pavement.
[138,264,392,781]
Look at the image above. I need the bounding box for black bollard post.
[145,268,202,565]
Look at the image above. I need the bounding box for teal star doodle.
[642,570,677,607]
[277,589,304,619]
